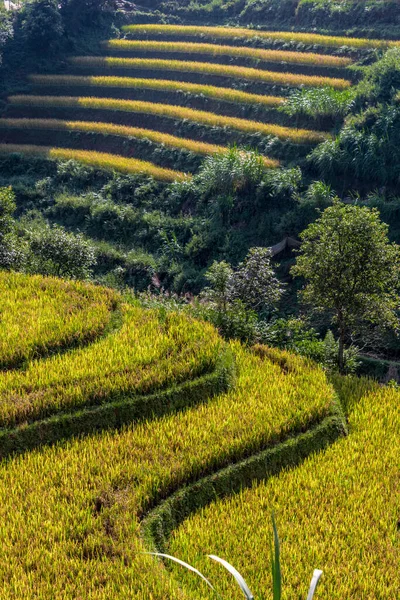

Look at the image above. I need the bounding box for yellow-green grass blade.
[8,96,330,144]
[168,384,400,599]
[0,339,336,598]
[29,74,285,108]
[122,24,400,50]
[0,118,280,168]
[105,40,353,68]
[0,271,118,370]
[0,143,189,181]
[69,56,351,90]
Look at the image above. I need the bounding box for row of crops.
[0,23,388,179]
[0,271,398,598]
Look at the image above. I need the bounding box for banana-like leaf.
[271,512,282,600]
[145,552,221,598]
[208,554,254,600]
[306,569,323,600]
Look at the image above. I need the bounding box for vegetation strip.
[0,272,118,370]
[169,383,399,599]
[0,119,280,168]
[0,340,337,598]
[29,74,285,107]
[122,24,400,50]
[0,305,221,428]
[0,143,189,181]
[70,56,351,89]
[105,40,352,68]
[8,96,330,143]
[143,402,346,554]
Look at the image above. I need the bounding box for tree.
[20,0,63,52]
[0,187,25,271]
[0,7,13,65]
[231,247,283,313]
[291,200,400,373]
[27,225,96,280]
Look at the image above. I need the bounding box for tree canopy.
[292,200,400,372]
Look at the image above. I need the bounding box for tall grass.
[8,96,330,143]
[0,143,189,181]
[0,271,118,370]
[0,118,280,167]
[29,74,285,108]
[169,384,400,599]
[0,335,335,598]
[122,24,400,50]
[70,56,351,89]
[105,40,352,68]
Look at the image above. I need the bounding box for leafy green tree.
[20,0,63,52]
[292,200,400,373]
[0,7,13,65]
[27,225,96,280]
[0,187,25,271]
[231,247,283,313]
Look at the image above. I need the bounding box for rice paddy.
[29,74,286,107]
[7,96,330,143]
[0,274,341,597]
[0,118,280,167]
[0,144,189,181]
[169,382,400,600]
[70,56,351,89]
[122,24,400,50]
[105,40,353,68]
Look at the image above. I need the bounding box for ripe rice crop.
[0,335,336,598]
[29,74,285,108]
[169,383,400,599]
[0,304,222,427]
[122,24,400,50]
[8,96,330,143]
[0,118,280,168]
[105,40,352,68]
[70,56,351,89]
[0,271,118,369]
[0,143,189,181]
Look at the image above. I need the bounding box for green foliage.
[19,0,64,52]
[357,48,400,104]
[0,186,25,270]
[26,224,96,280]
[0,7,13,65]
[292,200,400,372]
[281,87,354,120]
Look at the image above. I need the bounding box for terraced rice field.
[0,272,397,599]
[0,24,371,177]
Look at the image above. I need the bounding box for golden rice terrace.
[0,272,398,598]
[1,23,388,179]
